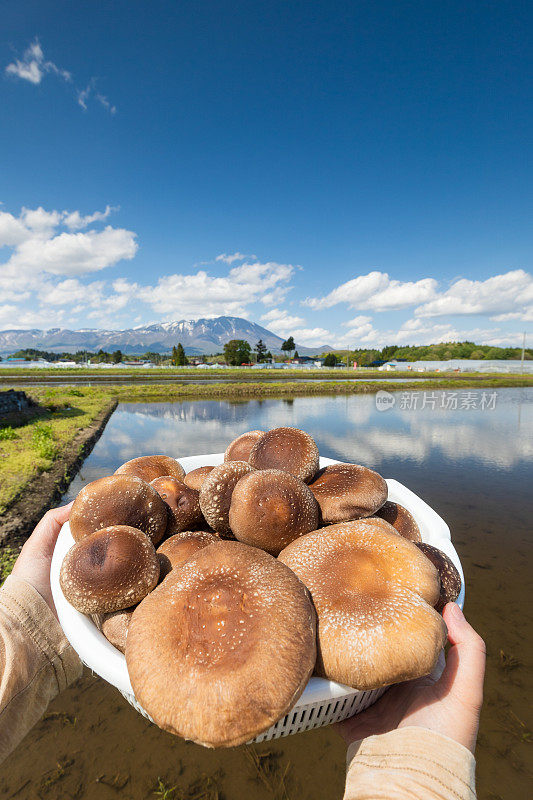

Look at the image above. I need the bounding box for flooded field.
[0,375,431,387]
[2,388,531,799]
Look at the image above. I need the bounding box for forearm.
[0,575,82,762]
[344,726,477,800]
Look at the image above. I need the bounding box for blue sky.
[1,0,531,348]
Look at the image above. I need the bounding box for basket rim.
[50,453,465,706]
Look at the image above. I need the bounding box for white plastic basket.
[51,454,465,742]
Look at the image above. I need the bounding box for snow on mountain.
[0,316,332,356]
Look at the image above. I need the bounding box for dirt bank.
[0,399,116,547]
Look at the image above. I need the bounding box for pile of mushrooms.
[60,429,461,747]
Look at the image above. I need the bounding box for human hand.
[338,603,485,753]
[11,503,73,620]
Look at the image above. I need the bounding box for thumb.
[24,502,74,558]
[439,603,486,715]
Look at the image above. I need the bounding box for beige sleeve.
[0,574,82,762]
[344,726,477,800]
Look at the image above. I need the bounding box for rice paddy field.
[1,387,531,799]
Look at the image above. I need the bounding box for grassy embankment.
[0,387,117,571]
[103,374,533,401]
[1,366,531,383]
[1,375,532,574]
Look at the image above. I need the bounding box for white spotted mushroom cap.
[69,475,169,545]
[101,607,136,653]
[150,476,205,535]
[59,525,160,615]
[199,461,254,536]
[373,501,421,542]
[248,427,319,482]
[415,542,462,612]
[126,540,317,747]
[115,455,185,483]
[183,466,216,491]
[308,463,388,523]
[157,530,220,579]
[224,430,265,462]
[278,518,446,690]
[229,469,319,555]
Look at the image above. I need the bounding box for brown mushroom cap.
[415,542,462,612]
[101,607,135,653]
[229,469,319,555]
[115,455,185,483]
[248,427,319,482]
[126,540,316,747]
[150,476,204,535]
[69,475,168,545]
[60,525,160,614]
[157,530,220,578]
[279,520,446,689]
[308,464,388,524]
[373,501,421,542]
[199,461,254,536]
[184,466,215,491]
[224,430,264,462]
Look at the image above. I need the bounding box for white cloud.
[5,38,71,85]
[5,38,115,113]
[290,328,333,346]
[63,205,117,230]
[0,304,66,330]
[135,260,296,319]
[414,269,533,319]
[40,279,104,307]
[304,271,437,312]
[343,315,373,329]
[260,308,306,335]
[95,93,116,114]
[0,206,137,283]
[215,252,257,264]
[77,81,117,114]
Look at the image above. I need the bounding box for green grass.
[0,387,115,515]
[31,422,58,461]
[1,366,531,382]
[0,545,18,582]
[98,375,533,402]
[0,426,18,440]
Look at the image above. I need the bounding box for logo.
[375,390,395,412]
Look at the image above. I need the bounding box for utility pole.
[521,331,526,374]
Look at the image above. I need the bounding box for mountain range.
[0,317,332,356]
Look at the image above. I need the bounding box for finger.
[439,603,485,711]
[22,502,74,556]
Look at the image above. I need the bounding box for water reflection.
[65,388,532,502]
[4,388,531,800]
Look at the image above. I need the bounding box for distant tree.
[281,336,295,358]
[224,339,252,366]
[265,351,273,361]
[112,350,123,363]
[323,353,337,367]
[254,339,268,362]
[380,345,398,361]
[293,350,299,360]
[172,343,188,366]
